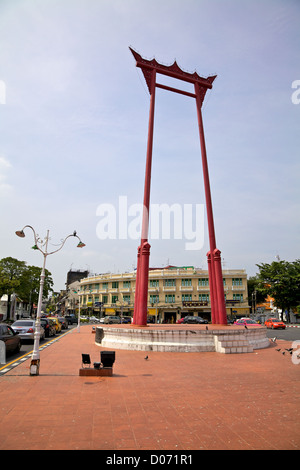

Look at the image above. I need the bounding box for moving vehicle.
[103,315,121,324]
[11,319,45,342]
[120,316,132,323]
[57,317,68,329]
[234,318,258,326]
[40,318,56,337]
[265,318,286,329]
[65,315,78,325]
[0,323,22,353]
[47,317,62,333]
[183,316,208,324]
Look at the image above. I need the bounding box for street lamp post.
[76,287,81,333]
[15,225,85,375]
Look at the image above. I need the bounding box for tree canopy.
[0,257,53,319]
[256,259,300,319]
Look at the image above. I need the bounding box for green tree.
[0,257,27,320]
[18,265,54,315]
[247,275,265,313]
[0,257,54,319]
[256,260,300,322]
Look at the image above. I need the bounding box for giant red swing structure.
[130,48,227,326]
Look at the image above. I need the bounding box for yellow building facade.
[79,265,250,323]
[79,266,250,323]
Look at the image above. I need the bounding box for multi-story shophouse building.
[79,265,250,323]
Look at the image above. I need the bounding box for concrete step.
[215,335,253,354]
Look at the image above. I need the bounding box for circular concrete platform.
[95,324,270,354]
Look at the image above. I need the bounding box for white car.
[11,320,45,342]
[89,316,100,323]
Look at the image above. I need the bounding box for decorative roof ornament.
[129,47,216,106]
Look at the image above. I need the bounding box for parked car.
[234,318,258,326]
[40,318,56,337]
[120,316,132,323]
[57,317,68,329]
[103,315,121,324]
[265,318,286,329]
[226,316,237,324]
[89,316,100,323]
[183,316,208,324]
[65,315,78,325]
[47,317,62,333]
[0,323,22,354]
[11,319,45,342]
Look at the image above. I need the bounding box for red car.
[265,318,286,329]
[234,318,258,326]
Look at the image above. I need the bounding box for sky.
[0,0,299,292]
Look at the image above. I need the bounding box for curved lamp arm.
[47,232,85,255]
[15,226,85,256]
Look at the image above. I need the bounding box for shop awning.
[148,308,157,316]
[105,308,116,314]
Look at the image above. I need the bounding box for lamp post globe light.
[15,225,85,376]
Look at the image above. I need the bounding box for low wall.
[95,325,270,354]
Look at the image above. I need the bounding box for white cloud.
[0,155,12,192]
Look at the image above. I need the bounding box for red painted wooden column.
[195,84,227,324]
[133,69,156,325]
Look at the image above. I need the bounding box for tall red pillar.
[195,84,227,325]
[133,69,156,326]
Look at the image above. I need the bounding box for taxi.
[265,318,286,329]
[48,316,62,333]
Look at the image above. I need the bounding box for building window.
[112,281,119,288]
[150,279,159,287]
[233,293,243,301]
[182,294,192,302]
[164,279,176,287]
[112,295,118,303]
[95,296,99,302]
[165,294,175,303]
[199,294,209,302]
[198,278,209,286]
[181,278,192,286]
[123,295,131,303]
[150,294,159,304]
[232,278,242,286]
[123,281,131,288]
[102,295,108,304]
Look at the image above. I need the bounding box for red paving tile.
[0,324,299,450]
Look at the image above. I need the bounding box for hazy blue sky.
[0,0,299,291]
